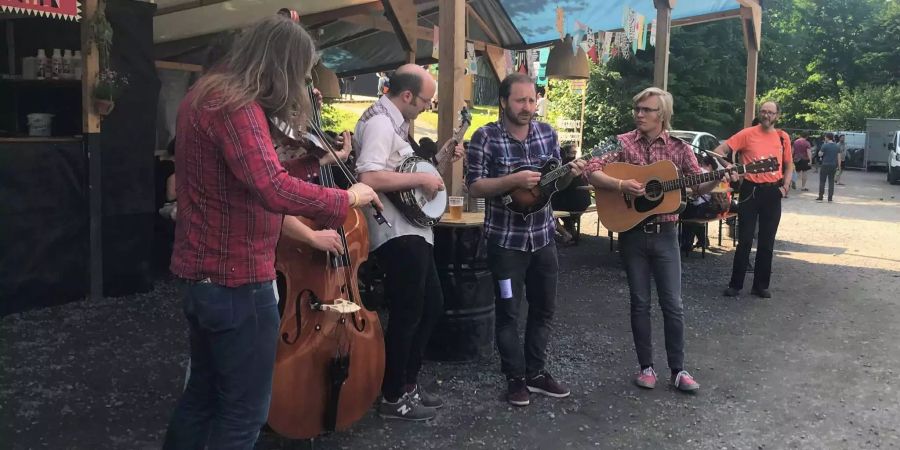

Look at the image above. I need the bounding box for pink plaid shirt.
[584,129,702,223]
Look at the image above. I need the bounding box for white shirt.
[355,96,433,251]
[536,97,548,117]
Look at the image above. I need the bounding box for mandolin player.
[355,64,463,422]
[584,87,738,394]
[466,73,583,407]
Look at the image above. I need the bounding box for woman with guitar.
[467,73,584,407]
[355,64,464,422]
[163,15,382,449]
[585,87,739,394]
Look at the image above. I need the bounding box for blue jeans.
[163,280,280,450]
[619,226,685,371]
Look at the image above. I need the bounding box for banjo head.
[409,159,448,219]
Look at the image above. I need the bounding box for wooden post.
[382,1,418,136]
[82,0,103,300]
[438,0,465,196]
[739,1,761,127]
[653,0,674,90]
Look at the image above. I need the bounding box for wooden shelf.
[0,78,82,87]
[0,136,83,143]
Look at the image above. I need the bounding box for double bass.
[267,84,386,439]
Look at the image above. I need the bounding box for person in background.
[817,132,841,203]
[550,143,591,244]
[792,131,812,191]
[835,134,847,185]
[535,87,549,120]
[376,72,389,98]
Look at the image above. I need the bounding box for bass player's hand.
[347,183,383,211]
[512,170,542,189]
[619,179,645,196]
[307,229,344,254]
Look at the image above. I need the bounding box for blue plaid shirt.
[466,120,560,252]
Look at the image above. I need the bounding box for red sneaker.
[634,367,657,389]
[672,370,700,392]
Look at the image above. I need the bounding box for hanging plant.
[87,0,113,69]
[93,68,129,115]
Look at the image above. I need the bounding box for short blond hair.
[633,87,674,130]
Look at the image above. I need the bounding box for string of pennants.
[0,0,81,21]
[556,6,656,65]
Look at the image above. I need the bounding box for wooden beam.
[741,6,759,127]
[653,0,673,90]
[671,9,740,27]
[483,44,506,81]
[466,4,500,45]
[438,0,465,196]
[155,60,203,72]
[81,0,100,133]
[382,0,417,52]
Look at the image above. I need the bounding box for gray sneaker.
[378,392,436,421]
[407,384,444,409]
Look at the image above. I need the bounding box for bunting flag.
[601,31,613,64]
[649,19,657,47]
[623,7,637,47]
[465,41,477,75]
[555,6,566,40]
[636,14,646,51]
[503,49,514,76]
[0,0,81,21]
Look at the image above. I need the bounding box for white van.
[888,130,900,185]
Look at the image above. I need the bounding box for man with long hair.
[467,73,583,406]
[585,87,729,393]
[163,16,381,449]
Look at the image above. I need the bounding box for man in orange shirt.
[714,101,793,299]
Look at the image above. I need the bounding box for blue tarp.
[497,0,740,44]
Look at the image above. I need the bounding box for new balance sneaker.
[634,367,657,389]
[378,392,436,421]
[526,371,570,398]
[405,383,443,409]
[507,377,530,406]
[672,370,700,392]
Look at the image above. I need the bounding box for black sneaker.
[406,384,443,409]
[526,371,570,398]
[750,288,771,298]
[507,377,530,406]
[378,392,436,421]
[723,287,740,297]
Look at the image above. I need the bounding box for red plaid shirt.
[170,91,349,287]
[584,129,701,223]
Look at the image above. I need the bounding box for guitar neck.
[661,165,744,191]
[542,151,598,185]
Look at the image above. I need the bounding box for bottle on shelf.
[51,48,62,80]
[36,49,48,80]
[72,51,83,80]
[62,50,73,79]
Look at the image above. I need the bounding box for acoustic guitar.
[595,157,779,233]
[501,140,622,218]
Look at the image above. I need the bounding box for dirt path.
[2,170,898,449]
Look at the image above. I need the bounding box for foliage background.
[547,0,899,145]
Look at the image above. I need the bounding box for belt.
[626,221,676,234]
[746,179,783,188]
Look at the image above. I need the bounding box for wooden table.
[438,210,578,227]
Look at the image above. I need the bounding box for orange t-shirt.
[725,125,792,183]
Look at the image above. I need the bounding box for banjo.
[387,107,472,227]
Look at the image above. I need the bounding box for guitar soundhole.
[644,179,663,200]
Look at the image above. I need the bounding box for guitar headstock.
[585,137,623,160]
[453,107,473,142]
[741,156,780,174]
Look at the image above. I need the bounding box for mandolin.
[595,156,779,233]
[501,140,622,218]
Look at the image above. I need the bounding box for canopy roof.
[153,0,744,77]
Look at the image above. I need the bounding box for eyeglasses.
[758,110,778,116]
[415,94,432,105]
[633,106,660,115]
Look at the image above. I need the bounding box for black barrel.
[427,225,495,361]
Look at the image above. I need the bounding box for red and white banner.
[0,0,81,21]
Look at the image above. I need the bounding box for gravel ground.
[2,169,899,450]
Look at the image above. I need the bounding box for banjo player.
[354,64,464,422]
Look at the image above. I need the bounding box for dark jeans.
[164,280,280,450]
[619,226,685,370]
[487,242,558,379]
[729,182,782,290]
[375,235,444,401]
[819,165,837,200]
